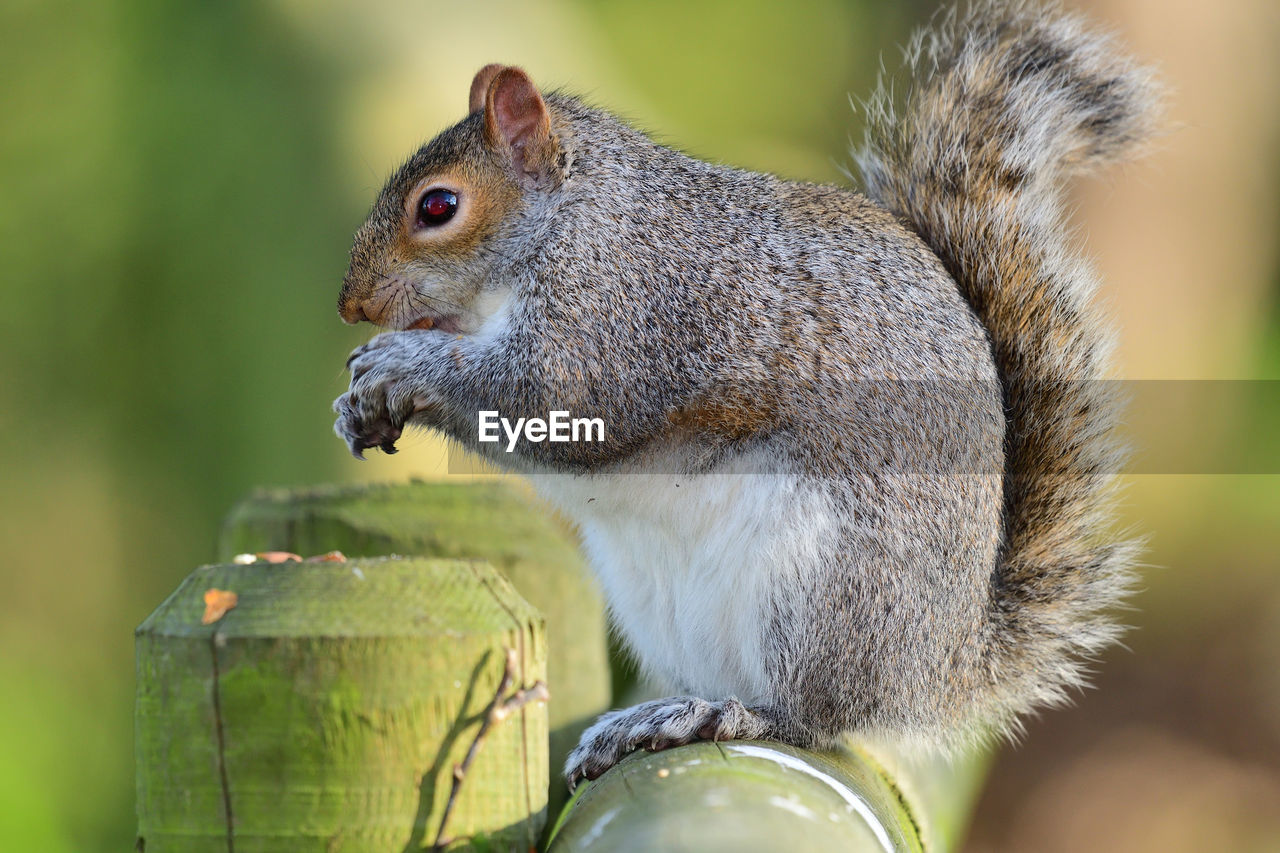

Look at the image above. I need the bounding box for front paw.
[333,333,427,459]
[564,697,771,790]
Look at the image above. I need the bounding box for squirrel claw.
[563,697,774,790]
[348,434,377,460]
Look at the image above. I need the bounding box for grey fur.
[334,0,1158,788]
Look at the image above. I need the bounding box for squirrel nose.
[339,300,369,325]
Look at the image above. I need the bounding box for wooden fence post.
[135,557,547,852]
[217,479,612,818]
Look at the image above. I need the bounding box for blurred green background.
[1,0,1277,850]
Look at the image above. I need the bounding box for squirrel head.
[337,65,564,332]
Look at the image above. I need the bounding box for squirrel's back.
[495,1,1160,740]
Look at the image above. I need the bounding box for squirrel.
[333,0,1160,788]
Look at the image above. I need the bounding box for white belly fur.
[529,450,833,705]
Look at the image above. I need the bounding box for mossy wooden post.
[546,740,990,853]
[217,480,611,810]
[135,557,547,851]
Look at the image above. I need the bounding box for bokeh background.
[2,0,1278,850]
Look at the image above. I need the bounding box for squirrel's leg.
[564,696,791,790]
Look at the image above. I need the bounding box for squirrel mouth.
[406,314,463,334]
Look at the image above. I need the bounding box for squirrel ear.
[469,64,507,114]
[483,67,559,187]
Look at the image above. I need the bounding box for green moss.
[218,480,613,822]
[135,558,547,852]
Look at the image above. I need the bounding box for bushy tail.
[856,1,1160,734]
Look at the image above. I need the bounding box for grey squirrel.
[333,0,1159,787]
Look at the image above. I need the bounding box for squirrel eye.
[416,189,458,228]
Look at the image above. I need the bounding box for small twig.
[432,648,549,851]
[495,680,550,723]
